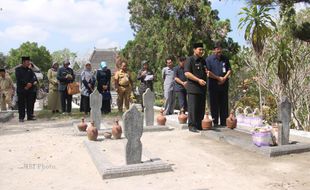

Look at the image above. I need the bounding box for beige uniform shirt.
[115,70,132,87]
[0,74,13,92]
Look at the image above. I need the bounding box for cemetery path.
[0,117,310,190]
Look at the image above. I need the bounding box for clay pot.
[112,120,122,139]
[226,111,237,129]
[178,108,187,124]
[77,118,88,131]
[157,109,166,126]
[202,112,212,130]
[86,122,98,141]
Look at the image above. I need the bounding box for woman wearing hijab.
[96,61,112,114]
[47,62,61,113]
[80,62,96,115]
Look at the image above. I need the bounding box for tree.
[121,0,239,94]
[240,35,310,130]
[0,52,6,68]
[7,42,52,73]
[245,0,310,41]
[238,4,276,56]
[51,48,77,66]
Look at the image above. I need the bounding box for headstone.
[143,88,155,126]
[90,89,102,129]
[278,97,291,145]
[123,105,143,165]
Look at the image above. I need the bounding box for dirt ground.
[1,116,310,190]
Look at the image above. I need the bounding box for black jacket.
[15,66,37,94]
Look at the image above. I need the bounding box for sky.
[0,0,308,58]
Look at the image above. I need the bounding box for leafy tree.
[246,0,310,42]
[0,52,6,68]
[51,48,77,65]
[7,41,52,73]
[121,0,239,94]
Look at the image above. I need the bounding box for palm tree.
[238,4,276,56]
[245,0,310,41]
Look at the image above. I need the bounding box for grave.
[90,89,102,129]
[84,105,172,179]
[73,89,112,136]
[0,111,14,122]
[142,88,172,132]
[165,114,188,130]
[201,127,310,157]
[201,99,310,157]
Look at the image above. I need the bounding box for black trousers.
[209,87,228,125]
[187,93,206,130]
[80,95,90,113]
[176,89,187,111]
[28,91,36,117]
[101,99,111,114]
[17,91,33,120]
[60,90,72,113]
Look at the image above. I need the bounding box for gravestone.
[143,88,155,126]
[123,105,143,165]
[90,89,102,129]
[279,97,291,145]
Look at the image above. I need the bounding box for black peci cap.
[21,56,31,62]
[193,43,204,49]
[0,68,5,72]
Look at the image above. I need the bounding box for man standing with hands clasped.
[15,56,37,122]
[184,43,207,132]
[206,43,232,126]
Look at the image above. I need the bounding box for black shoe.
[27,117,36,121]
[189,127,199,133]
[19,119,24,122]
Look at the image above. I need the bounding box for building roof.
[89,48,119,73]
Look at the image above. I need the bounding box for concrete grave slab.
[201,127,310,157]
[0,111,14,122]
[84,140,172,179]
[165,114,188,130]
[84,105,173,179]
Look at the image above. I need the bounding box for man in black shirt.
[15,56,37,122]
[184,43,207,132]
[173,56,187,111]
[206,44,232,126]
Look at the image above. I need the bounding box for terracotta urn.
[86,122,98,141]
[77,118,88,131]
[178,108,187,124]
[202,112,213,130]
[112,120,122,139]
[226,110,237,129]
[157,109,166,126]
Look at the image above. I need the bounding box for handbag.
[67,82,80,95]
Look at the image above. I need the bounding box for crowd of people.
[0,42,232,132]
